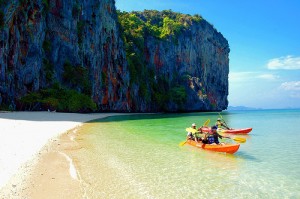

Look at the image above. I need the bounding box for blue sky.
[116,0,300,109]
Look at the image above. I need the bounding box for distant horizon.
[227,105,300,110]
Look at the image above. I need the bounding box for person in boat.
[186,123,202,143]
[215,118,230,130]
[202,125,225,145]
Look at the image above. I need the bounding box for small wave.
[58,152,78,180]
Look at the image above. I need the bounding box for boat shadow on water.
[234,151,261,162]
[184,143,261,163]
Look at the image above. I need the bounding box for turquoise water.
[69,109,300,198]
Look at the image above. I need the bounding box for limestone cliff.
[0,1,229,112]
[119,10,229,112]
[0,0,130,111]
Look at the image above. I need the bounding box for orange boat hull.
[186,140,240,154]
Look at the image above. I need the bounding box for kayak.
[221,128,252,134]
[186,140,240,154]
[200,127,252,134]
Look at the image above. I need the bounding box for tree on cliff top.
[118,9,202,40]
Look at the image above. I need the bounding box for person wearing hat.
[202,125,225,145]
[215,118,230,130]
[186,123,202,143]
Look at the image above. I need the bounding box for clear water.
[67,110,300,198]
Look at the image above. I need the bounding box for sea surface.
[67,109,300,199]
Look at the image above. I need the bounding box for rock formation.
[119,10,229,112]
[0,1,229,112]
[0,0,129,112]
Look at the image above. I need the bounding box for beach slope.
[0,111,120,197]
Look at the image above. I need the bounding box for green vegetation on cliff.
[118,9,201,42]
[118,10,201,110]
[19,84,96,113]
[62,61,91,96]
[19,60,93,112]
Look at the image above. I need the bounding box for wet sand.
[0,111,126,198]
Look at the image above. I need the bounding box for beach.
[1,110,299,198]
[0,111,122,198]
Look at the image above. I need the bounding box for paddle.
[203,119,210,127]
[222,136,246,143]
[179,141,187,146]
[217,128,246,143]
[185,127,198,133]
[179,128,202,146]
[218,113,230,129]
[231,137,246,143]
[180,120,210,146]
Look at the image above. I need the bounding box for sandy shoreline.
[0,111,125,198]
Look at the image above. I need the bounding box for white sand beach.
[0,111,122,198]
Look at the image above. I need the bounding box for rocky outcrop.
[120,11,229,112]
[0,2,229,112]
[0,0,130,111]
[149,20,230,111]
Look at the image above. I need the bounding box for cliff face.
[0,2,229,112]
[147,20,229,111]
[119,11,229,112]
[0,0,45,109]
[0,0,130,111]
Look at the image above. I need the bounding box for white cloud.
[279,82,300,99]
[279,81,300,91]
[229,72,279,82]
[267,55,300,70]
[256,74,279,80]
[229,72,255,82]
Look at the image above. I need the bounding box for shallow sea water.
[67,109,300,199]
